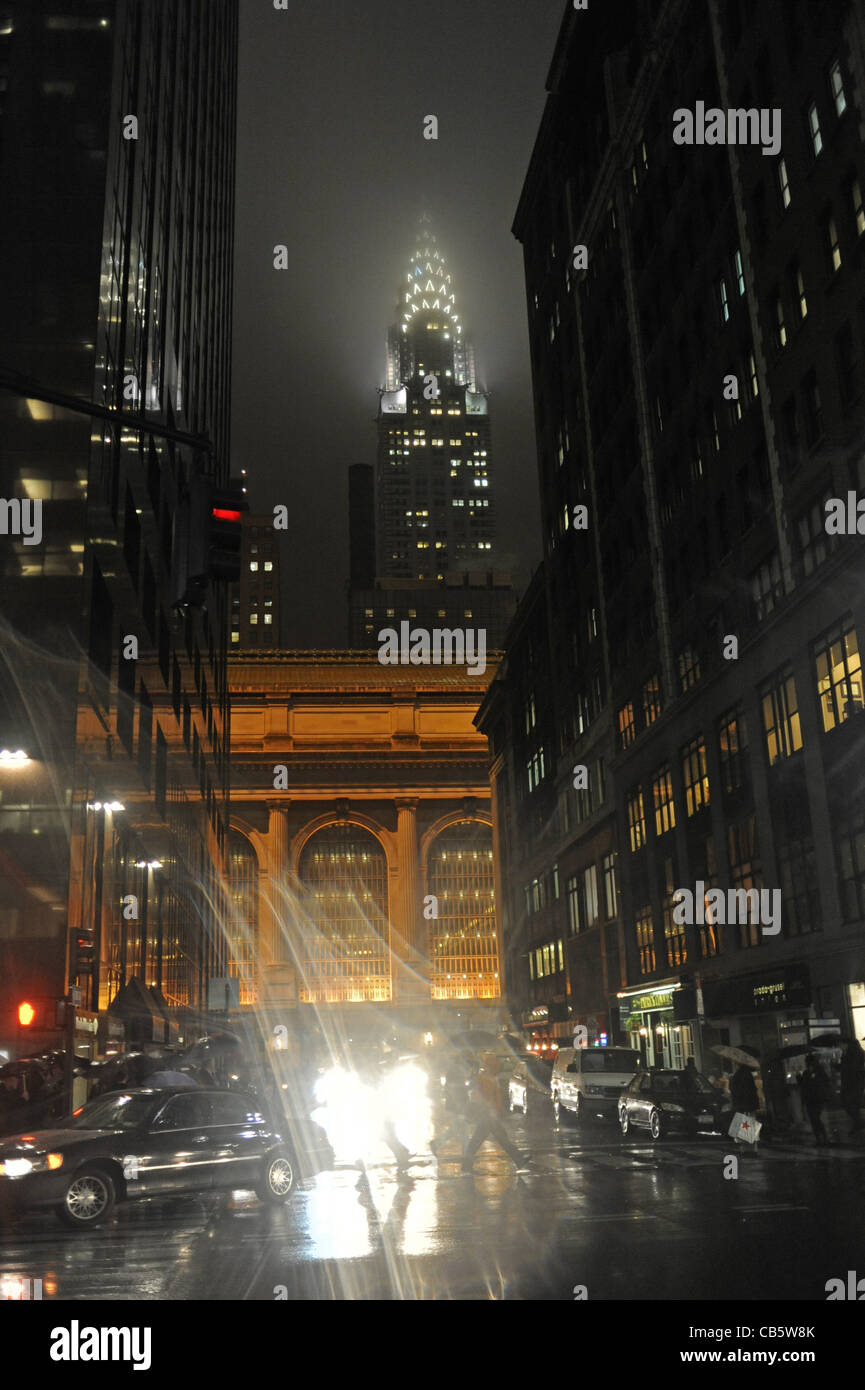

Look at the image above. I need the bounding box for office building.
[481,0,865,1066]
[0,0,238,1051]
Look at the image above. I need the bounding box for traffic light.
[17,1001,35,1028]
[170,473,245,606]
[70,928,95,979]
[208,485,244,582]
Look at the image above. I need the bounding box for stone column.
[259,805,296,1008]
[394,800,426,1003]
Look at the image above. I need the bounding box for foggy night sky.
[230,0,567,647]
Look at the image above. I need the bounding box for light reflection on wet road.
[2,1110,863,1300]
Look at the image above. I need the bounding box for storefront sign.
[523,1005,549,1025]
[629,990,674,1012]
[701,962,811,1016]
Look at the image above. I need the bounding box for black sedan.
[618,1068,733,1139]
[0,1087,297,1227]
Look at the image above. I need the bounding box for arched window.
[298,823,391,1003]
[227,831,258,1006]
[427,820,499,1000]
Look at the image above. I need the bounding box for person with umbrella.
[730,1061,759,1145]
[839,1038,865,1138]
[799,1053,832,1145]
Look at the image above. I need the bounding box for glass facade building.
[0,0,238,1049]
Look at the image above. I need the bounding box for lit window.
[808,101,823,156]
[718,277,730,323]
[827,216,842,272]
[794,264,807,320]
[651,766,676,836]
[749,351,759,398]
[830,59,847,118]
[734,249,745,296]
[852,178,865,236]
[250,614,258,625]
[762,670,803,762]
[617,701,636,749]
[627,788,646,852]
[775,293,787,348]
[264,561,273,572]
[231,631,239,644]
[249,562,258,572]
[264,614,272,625]
[778,157,791,209]
[682,738,710,816]
[814,618,863,731]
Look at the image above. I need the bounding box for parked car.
[551,1046,640,1122]
[618,1068,733,1139]
[508,1053,554,1114]
[0,1087,298,1227]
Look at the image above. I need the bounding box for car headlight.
[0,1158,34,1178]
[661,1103,685,1114]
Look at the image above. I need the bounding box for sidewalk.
[761,1113,865,1158]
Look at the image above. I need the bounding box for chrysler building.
[376,214,495,580]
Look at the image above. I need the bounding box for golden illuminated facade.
[226,652,504,1035]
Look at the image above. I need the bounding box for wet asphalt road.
[2,1106,863,1301]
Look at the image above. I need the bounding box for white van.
[550,1046,639,1122]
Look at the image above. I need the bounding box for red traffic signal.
[17,1001,35,1027]
[70,928,95,977]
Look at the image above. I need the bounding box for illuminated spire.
[399,210,462,337]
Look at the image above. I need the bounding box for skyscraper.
[377,212,494,580]
[348,214,516,647]
[0,0,238,1048]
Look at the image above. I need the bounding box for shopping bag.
[728,1111,762,1144]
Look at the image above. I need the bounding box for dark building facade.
[482,0,865,1072]
[232,512,281,649]
[0,0,238,1055]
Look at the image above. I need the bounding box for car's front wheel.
[649,1108,664,1141]
[58,1166,116,1228]
[256,1152,296,1203]
[620,1107,630,1135]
